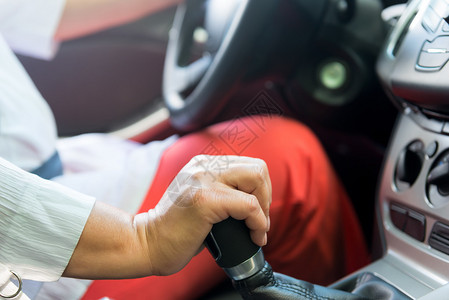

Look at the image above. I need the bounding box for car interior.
[17,0,449,298]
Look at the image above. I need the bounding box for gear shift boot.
[331,272,411,300]
[233,262,372,300]
[206,218,411,300]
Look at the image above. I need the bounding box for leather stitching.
[275,282,334,300]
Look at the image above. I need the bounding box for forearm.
[54,0,181,41]
[62,202,153,279]
[62,155,270,280]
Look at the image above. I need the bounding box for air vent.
[429,222,449,255]
[394,140,425,191]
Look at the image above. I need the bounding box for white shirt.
[0,0,177,298]
[0,1,78,297]
[0,0,65,172]
[0,158,95,282]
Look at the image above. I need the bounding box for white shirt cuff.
[0,158,95,282]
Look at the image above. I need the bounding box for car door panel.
[19,7,176,136]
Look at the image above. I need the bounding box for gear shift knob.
[205,218,265,280]
[205,221,410,300]
[206,219,382,300]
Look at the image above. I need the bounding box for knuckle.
[193,188,208,206]
[257,159,269,175]
[251,164,265,183]
[246,194,259,212]
[190,183,202,197]
[190,170,205,182]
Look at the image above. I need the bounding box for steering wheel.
[163,0,278,131]
[163,0,334,131]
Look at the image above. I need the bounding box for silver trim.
[385,0,422,58]
[111,107,170,140]
[223,248,265,281]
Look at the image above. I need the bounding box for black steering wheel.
[163,0,335,131]
[163,0,278,131]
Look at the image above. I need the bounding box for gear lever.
[205,218,265,280]
[205,218,408,300]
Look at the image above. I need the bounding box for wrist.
[133,212,157,276]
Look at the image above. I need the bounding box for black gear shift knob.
[205,220,410,300]
[205,218,265,280]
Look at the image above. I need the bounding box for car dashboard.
[330,0,449,298]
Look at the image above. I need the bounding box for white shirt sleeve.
[0,157,95,282]
[0,35,59,171]
[0,0,66,59]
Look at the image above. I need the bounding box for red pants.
[83,116,369,299]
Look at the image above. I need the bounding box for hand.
[135,155,272,276]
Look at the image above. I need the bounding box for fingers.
[145,155,272,275]
[219,159,272,218]
[200,179,269,247]
[180,155,272,246]
[188,155,271,216]
[215,156,271,236]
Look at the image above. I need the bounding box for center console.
[331,0,449,298]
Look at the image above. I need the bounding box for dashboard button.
[422,6,442,32]
[404,210,426,242]
[390,204,408,230]
[390,203,427,242]
[418,36,449,70]
[418,52,449,69]
[422,36,449,51]
[429,222,449,255]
